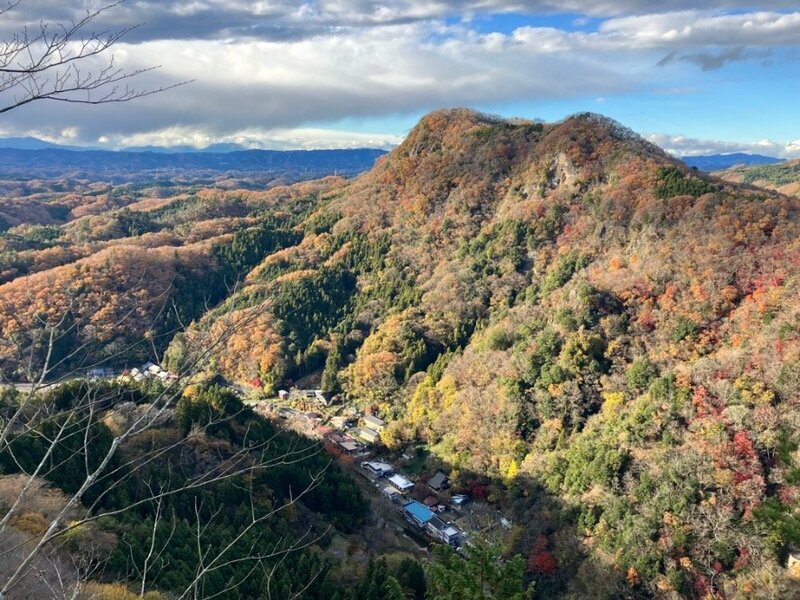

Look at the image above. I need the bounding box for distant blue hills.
[0,136,388,180]
[680,153,783,171]
[0,136,785,179]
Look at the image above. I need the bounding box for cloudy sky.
[1,1,799,156]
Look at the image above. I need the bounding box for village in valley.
[78,362,513,554]
[249,386,514,553]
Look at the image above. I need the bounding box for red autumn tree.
[527,533,558,575]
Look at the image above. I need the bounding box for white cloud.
[600,10,800,48]
[647,132,800,158]
[105,125,404,150]
[0,2,798,148]
[6,2,800,43]
[1,20,637,142]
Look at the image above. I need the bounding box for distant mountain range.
[0,136,788,182]
[121,143,257,154]
[680,152,782,171]
[0,141,388,182]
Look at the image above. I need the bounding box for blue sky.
[1,1,799,156]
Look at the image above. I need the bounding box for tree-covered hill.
[3,109,800,597]
[185,109,800,597]
[716,159,800,197]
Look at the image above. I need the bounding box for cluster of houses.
[86,362,178,384]
[279,388,334,406]
[124,362,177,383]
[402,501,462,546]
[265,388,490,549]
[361,459,466,547]
[273,389,387,445]
[265,396,389,457]
[351,413,385,445]
[322,412,387,454]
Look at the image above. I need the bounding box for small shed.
[338,439,360,454]
[146,363,163,375]
[451,494,469,509]
[87,367,114,378]
[330,416,353,429]
[362,461,394,477]
[383,487,401,503]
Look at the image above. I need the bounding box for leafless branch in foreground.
[0,0,190,115]
[0,292,329,598]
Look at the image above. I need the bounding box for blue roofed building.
[402,501,434,528]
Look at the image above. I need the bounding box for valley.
[3,109,800,598]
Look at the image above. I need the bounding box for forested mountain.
[716,159,800,197]
[681,153,781,171]
[2,109,800,597]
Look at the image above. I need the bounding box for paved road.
[3,381,64,394]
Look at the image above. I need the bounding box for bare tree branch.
[0,289,337,599]
[0,0,190,115]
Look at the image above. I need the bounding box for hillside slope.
[185,109,800,597]
[0,179,337,378]
[716,159,800,197]
[3,109,800,597]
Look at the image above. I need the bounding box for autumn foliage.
[3,109,800,597]
[527,534,558,576]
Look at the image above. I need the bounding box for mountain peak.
[395,108,501,157]
[551,112,668,157]
[394,109,668,166]
[369,108,682,204]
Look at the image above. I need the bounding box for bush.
[483,326,517,351]
[655,166,717,198]
[671,316,697,342]
[626,358,657,393]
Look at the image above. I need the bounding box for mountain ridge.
[680,152,782,171]
[715,158,800,197]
